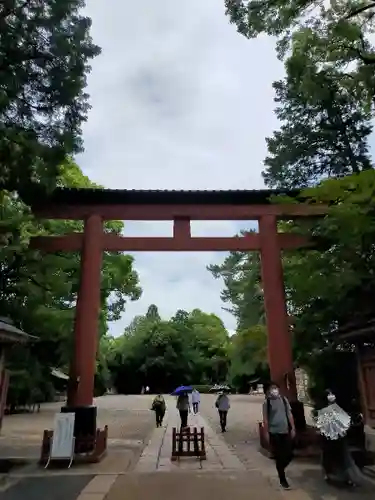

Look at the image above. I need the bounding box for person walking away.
[191,388,200,414]
[215,391,230,432]
[177,392,189,430]
[317,390,361,487]
[262,382,295,490]
[151,393,166,428]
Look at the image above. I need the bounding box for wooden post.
[69,214,103,407]
[259,215,297,401]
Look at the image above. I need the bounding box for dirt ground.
[0,395,155,463]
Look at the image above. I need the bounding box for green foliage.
[109,298,271,395]
[282,171,375,355]
[220,1,375,397]
[228,325,269,391]
[209,171,375,394]
[109,307,231,394]
[225,0,375,62]
[0,0,101,192]
[225,0,375,111]
[146,304,161,321]
[1,160,141,408]
[208,243,270,391]
[263,69,373,189]
[306,349,358,412]
[208,233,265,330]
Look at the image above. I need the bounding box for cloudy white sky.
[78,0,285,337]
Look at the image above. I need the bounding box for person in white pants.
[191,388,200,414]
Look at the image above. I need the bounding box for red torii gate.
[29,187,325,460]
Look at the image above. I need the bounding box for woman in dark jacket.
[151,394,166,427]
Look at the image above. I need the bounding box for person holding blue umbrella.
[172,385,192,430]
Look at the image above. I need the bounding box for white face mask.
[269,388,279,398]
[327,394,336,403]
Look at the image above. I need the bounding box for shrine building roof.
[25,187,301,207]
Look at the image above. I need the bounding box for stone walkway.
[103,406,284,500]
[75,405,279,500]
[1,395,374,500]
[136,410,245,472]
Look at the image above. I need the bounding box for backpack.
[152,396,164,411]
[266,396,292,432]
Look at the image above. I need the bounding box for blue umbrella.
[171,385,193,395]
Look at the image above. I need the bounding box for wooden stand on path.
[171,426,207,462]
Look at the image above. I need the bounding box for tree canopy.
[225,0,375,74]
[1,159,142,407]
[0,0,100,192]
[0,2,250,402]
[3,0,375,407]
[262,71,373,188]
[108,306,231,394]
[207,3,375,399]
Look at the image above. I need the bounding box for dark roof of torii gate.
[26,187,301,206]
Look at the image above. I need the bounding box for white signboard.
[50,412,75,460]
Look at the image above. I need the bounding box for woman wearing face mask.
[316,390,361,487]
[262,382,295,490]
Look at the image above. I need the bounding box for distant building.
[0,317,37,431]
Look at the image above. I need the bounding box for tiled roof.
[0,320,37,343]
[25,187,300,206]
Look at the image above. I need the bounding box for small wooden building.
[0,317,36,431]
[357,343,375,453]
[337,318,375,453]
[50,367,69,401]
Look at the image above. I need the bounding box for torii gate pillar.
[62,214,103,443]
[259,215,297,400]
[259,215,307,435]
[69,214,103,407]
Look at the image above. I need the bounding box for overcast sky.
[79,0,285,337]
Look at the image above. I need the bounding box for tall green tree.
[224,0,375,64]
[263,68,373,188]
[208,251,268,390]
[1,160,141,406]
[209,172,375,374]
[225,1,375,106]
[208,243,264,330]
[229,325,268,391]
[0,0,101,192]
[146,304,161,322]
[280,171,375,356]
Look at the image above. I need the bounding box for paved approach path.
[65,403,283,500]
[199,394,375,500]
[136,401,245,472]
[1,394,374,500]
[103,396,284,500]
